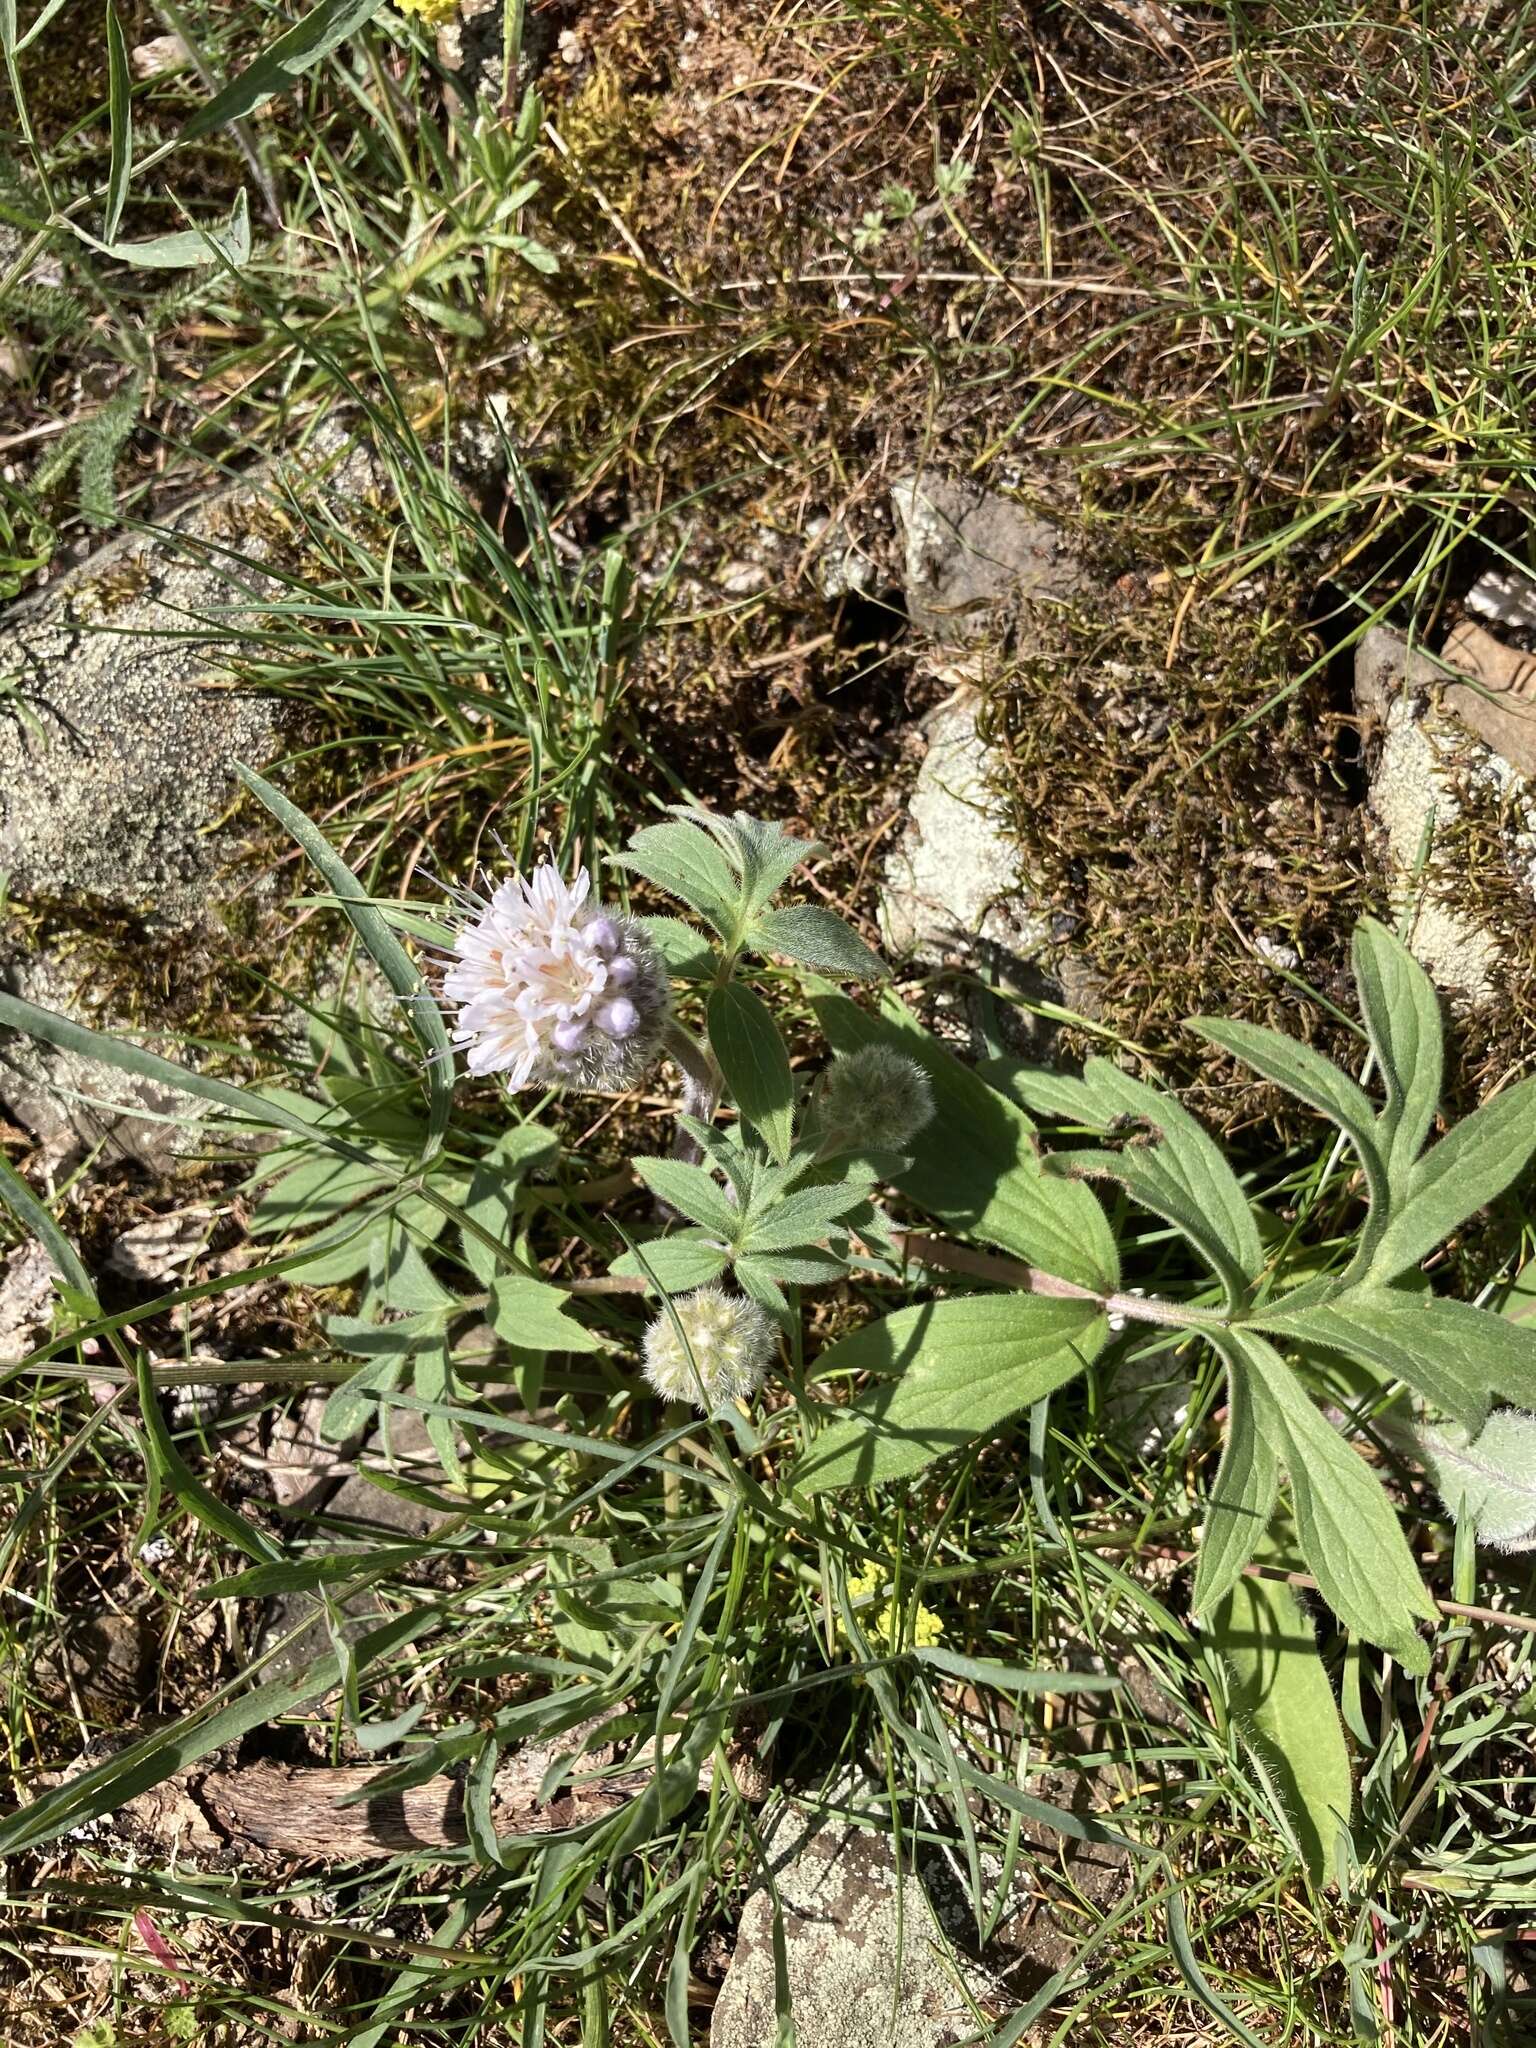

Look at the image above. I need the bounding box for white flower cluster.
[443,862,667,1092]
[642,1284,776,1410]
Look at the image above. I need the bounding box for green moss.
[981,564,1381,1139]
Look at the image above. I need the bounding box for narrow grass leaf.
[794,1294,1105,1493]
[103,0,131,241]
[237,766,453,1155]
[85,187,251,268]
[182,0,387,137]
[0,988,375,1159]
[0,1154,98,1314]
[0,1607,431,1857]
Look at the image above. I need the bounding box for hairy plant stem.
[888,1232,1229,1331]
[662,1016,723,1164]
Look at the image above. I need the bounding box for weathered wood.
[118,1716,763,1864]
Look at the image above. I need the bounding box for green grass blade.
[236,764,452,1156]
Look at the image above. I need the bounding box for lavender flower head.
[442,860,669,1092]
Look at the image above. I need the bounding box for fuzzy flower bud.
[441,861,669,1092]
[642,1284,776,1411]
[816,1044,935,1154]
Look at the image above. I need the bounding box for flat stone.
[709,1798,1000,2048]
[891,476,1084,646]
[1441,618,1536,777]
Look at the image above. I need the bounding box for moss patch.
[981,567,1380,1137]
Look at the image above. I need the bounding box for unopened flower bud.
[642,1284,776,1410]
[816,1044,935,1154]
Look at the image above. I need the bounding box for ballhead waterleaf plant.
[3,774,1535,1904]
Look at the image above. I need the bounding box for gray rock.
[0,428,385,1160]
[891,476,1083,646]
[1357,625,1536,1003]
[880,689,1051,982]
[710,1798,999,2048]
[0,948,201,1170]
[0,1235,54,1363]
[0,434,382,929]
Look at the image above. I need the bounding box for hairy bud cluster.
[642,1284,776,1410]
[815,1044,935,1155]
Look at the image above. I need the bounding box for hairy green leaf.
[815,994,1119,1293]
[748,904,886,980]
[631,1156,739,1239]
[638,915,714,980]
[1240,1332,1437,1671]
[1423,1409,1536,1549]
[708,983,794,1163]
[1192,1017,1388,1218]
[1367,1076,1536,1283]
[1078,1058,1263,1296]
[1352,917,1444,1191]
[1193,1361,1281,1615]
[608,1234,730,1294]
[740,1175,868,1254]
[459,1124,559,1286]
[617,822,739,936]
[488,1275,604,1353]
[1209,1552,1353,1884]
[794,1294,1105,1493]
[1259,1288,1536,1434]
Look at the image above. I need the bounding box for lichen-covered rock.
[710,1799,999,2048]
[880,688,1045,968]
[0,947,200,1169]
[0,439,375,931]
[1356,625,1536,1003]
